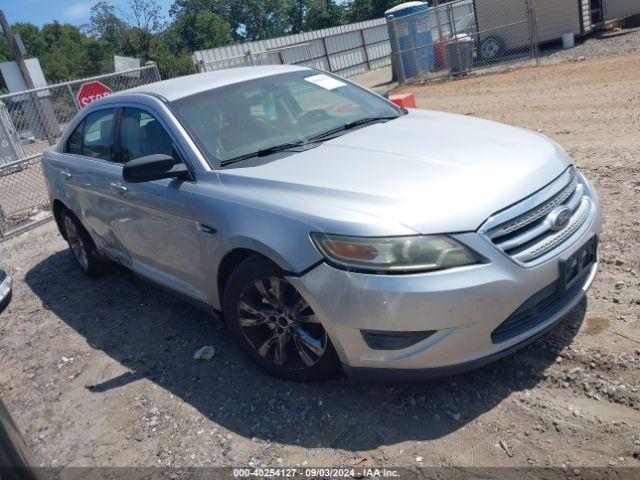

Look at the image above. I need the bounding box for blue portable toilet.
[385,1,435,81]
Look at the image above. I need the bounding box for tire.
[223,257,340,382]
[479,36,505,61]
[60,209,111,277]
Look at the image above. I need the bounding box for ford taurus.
[42,65,601,381]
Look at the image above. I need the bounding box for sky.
[0,0,175,27]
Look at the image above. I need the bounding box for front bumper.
[288,197,601,379]
[0,273,13,311]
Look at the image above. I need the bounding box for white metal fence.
[193,19,392,79]
[194,0,540,83]
[0,64,161,239]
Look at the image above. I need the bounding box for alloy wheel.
[237,276,327,370]
[64,216,89,270]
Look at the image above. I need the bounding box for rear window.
[65,108,116,161]
[66,122,83,155]
[82,109,116,161]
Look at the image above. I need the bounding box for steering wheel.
[300,109,331,123]
[254,116,278,133]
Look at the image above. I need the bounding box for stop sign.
[76,81,113,108]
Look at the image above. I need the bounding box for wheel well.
[217,249,274,301]
[52,199,68,239]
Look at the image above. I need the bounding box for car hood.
[217,109,571,234]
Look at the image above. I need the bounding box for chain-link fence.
[387,0,538,83]
[0,64,161,239]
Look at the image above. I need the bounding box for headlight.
[310,233,484,273]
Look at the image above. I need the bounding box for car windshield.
[170,70,402,166]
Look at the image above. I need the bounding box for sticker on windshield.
[304,74,346,90]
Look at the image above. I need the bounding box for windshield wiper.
[221,140,307,166]
[220,115,401,166]
[307,115,401,142]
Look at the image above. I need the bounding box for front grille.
[491,267,589,344]
[481,167,593,265]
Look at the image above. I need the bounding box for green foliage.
[12,23,47,57]
[194,11,233,49]
[346,0,373,24]
[85,1,127,51]
[303,0,346,31]
[0,0,407,85]
[230,0,292,41]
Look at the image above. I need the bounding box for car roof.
[123,64,311,102]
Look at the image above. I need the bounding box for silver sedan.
[42,65,601,381]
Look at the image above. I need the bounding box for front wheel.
[223,257,340,381]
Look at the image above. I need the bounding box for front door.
[604,0,640,20]
[108,106,208,302]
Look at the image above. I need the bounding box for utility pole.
[0,10,36,90]
[0,10,56,145]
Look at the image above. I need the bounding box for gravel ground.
[542,25,640,64]
[1,33,640,470]
[382,25,640,91]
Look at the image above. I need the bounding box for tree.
[168,0,236,51]
[84,1,127,50]
[0,0,399,87]
[38,22,101,82]
[147,34,195,78]
[228,0,291,41]
[303,0,345,31]
[124,0,166,60]
[12,23,47,58]
[193,11,233,50]
[346,0,373,23]
[287,0,310,33]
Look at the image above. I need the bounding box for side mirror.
[122,154,192,183]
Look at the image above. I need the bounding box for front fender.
[192,189,325,309]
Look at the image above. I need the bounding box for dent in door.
[64,157,126,258]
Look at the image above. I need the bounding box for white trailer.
[473,0,640,60]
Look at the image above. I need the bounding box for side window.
[81,109,116,161]
[66,121,83,154]
[120,108,175,163]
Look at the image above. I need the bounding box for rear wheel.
[61,210,111,277]
[223,257,340,381]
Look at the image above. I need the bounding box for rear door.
[604,0,640,19]
[56,107,127,259]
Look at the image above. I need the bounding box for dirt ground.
[1,45,640,470]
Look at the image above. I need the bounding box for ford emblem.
[548,206,572,231]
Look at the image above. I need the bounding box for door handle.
[61,171,72,180]
[110,182,128,194]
